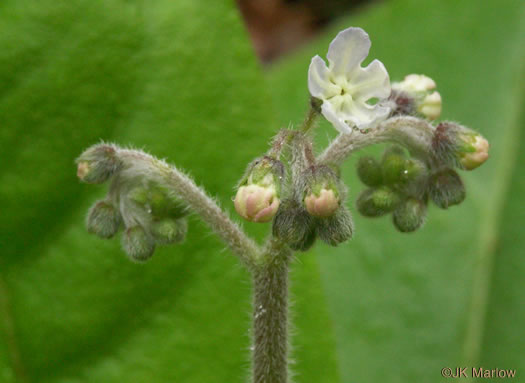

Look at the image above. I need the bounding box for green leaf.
[267,0,525,381]
[0,1,338,382]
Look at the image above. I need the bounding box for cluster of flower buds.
[390,74,442,120]
[356,146,429,232]
[77,144,189,262]
[355,128,487,232]
[233,130,354,251]
[273,164,353,251]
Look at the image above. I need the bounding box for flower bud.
[272,199,316,252]
[122,225,155,262]
[392,74,442,120]
[432,122,489,170]
[356,156,383,187]
[317,206,354,246]
[304,189,339,218]
[393,198,427,233]
[129,184,188,219]
[86,200,121,238]
[396,158,428,197]
[150,218,187,245]
[399,158,426,184]
[394,74,436,93]
[356,187,401,217]
[382,149,407,185]
[235,156,283,223]
[356,189,383,217]
[457,133,490,170]
[128,186,149,206]
[418,91,442,120]
[234,183,279,223]
[371,187,402,212]
[429,169,465,209]
[76,143,121,184]
[300,165,343,219]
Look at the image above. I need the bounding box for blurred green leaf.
[267,0,525,381]
[0,1,339,382]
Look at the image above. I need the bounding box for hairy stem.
[252,238,292,383]
[300,103,319,134]
[318,116,435,165]
[118,149,260,266]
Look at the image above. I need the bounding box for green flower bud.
[150,218,187,245]
[399,158,427,184]
[128,184,188,220]
[429,169,465,209]
[122,226,155,263]
[128,187,149,206]
[371,187,401,212]
[76,143,121,184]
[395,158,428,197]
[317,206,353,246]
[86,200,121,238]
[382,147,406,184]
[149,185,188,219]
[356,189,385,217]
[356,187,401,217]
[393,198,427,233]
[356,156,383,187]
[272,199,316,252]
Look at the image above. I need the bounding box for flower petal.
[350,59,391,101]
[321,102,352,133]
[326,27,370,77]
[308,55,340,99]
[334,99,390,128]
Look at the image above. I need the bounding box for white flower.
[308,27,391,133]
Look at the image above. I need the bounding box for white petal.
[321,102,352,133]
[337,100,390,128]
[350,59,391,101]
[308,55,340,99]
[357,103,390,126]
[326,27,370,77]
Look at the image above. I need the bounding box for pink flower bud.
[234,184,279,223]
[304,188,340,218]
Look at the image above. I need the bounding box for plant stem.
[252,239,292,383]
[300,102,319,134]
[318,116,435,165]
